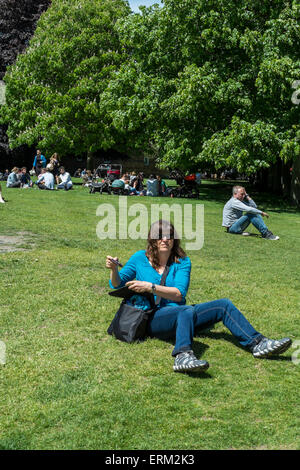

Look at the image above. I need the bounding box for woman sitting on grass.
[6,167,21,188]
[106,220,292,373]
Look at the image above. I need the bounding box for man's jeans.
[37,183,52,190]
[147,298,263,356]
[228,213,268,236]
[57,182,73,190]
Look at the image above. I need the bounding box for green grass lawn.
[0,179,299,450]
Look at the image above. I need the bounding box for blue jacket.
[109,250,191,307]
[6,172,18,187]
[33,154,47,168]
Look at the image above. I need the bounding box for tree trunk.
[267,160,282,194]
[291,156,300,207]
[86,151,95,171]
[281,161,292,198]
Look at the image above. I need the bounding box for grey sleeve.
[246,198,257,208]
[231,199,262,214]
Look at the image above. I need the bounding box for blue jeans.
[147,299,263,356]
[128,186,140,195]
[57,182,73,190]
[228,213,268,235]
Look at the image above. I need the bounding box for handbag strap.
[154,258,171,306]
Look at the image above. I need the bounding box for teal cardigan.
[109,249,191,307]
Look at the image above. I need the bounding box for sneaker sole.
[253,339,292,358]
[173,362,209,373]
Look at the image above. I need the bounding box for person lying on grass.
[106,220,292,373]
[222,186,279,240]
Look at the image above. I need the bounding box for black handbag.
[107,261,170,343]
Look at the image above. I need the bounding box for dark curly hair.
[146,220,186,270]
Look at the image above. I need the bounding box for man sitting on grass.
[36,168,54,190]
[57,167,73,191]
[222,186,279,240]
[146,174,159,196]
[20,167,33,188]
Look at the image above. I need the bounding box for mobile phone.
[110,258,123,268]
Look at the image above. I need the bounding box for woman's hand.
[107,255,122,288]
[106,255,119,271]
[126,281,152,293]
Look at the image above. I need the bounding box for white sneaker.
[252,337,292,358]
[173,350,209,372]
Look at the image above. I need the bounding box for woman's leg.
[148,299,263,356]
[193,298,263,349]
[148,305,196,356]
[148,305,209,372]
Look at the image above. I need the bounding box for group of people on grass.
[4,151,280,240]
[4,150,73,191]
[5,165,73,191]
[2,149,288,373]
[78,169,168,197]
[4,150,170,196]
[110,173,167,197]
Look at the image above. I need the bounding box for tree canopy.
[0,0,130,156]
[1,0,299,173]
[104,0,299,172]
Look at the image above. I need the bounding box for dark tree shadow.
[172,179,300,214]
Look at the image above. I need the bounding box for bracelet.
[152,283,156,293]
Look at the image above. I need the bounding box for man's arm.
[231,198,262,214]
[244,195,269,217]
[244,194,257,208]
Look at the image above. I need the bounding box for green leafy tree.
[2,0,299,176]
[0,0,130,166]
[104,0,299,173]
